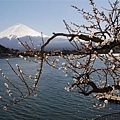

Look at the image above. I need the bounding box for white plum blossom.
[62,62,66,66]
[20,70,23,73]
[109,49,113,55]
[103,100,108,107]
[4,83,9,88]
[16,64,19,67]
[110,37,114,42]
[19,55,24,59]
[24,57,27,60]
[111,26,115,32]
[73,78,78,82]
[64,86,70,92]
[117,33,120,41]
[3,106,7,110]
[55,58,59,62]
[6,89,11,93]
[76,61,81,67]
[95,42,100,47]
[89,31,94,38]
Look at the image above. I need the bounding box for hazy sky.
[0,0,115,36]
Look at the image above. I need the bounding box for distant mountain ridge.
[0,44,19,58]
[0,44,11,53]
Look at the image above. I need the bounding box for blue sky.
[0,0,114,36]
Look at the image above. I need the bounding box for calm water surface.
[0,58,120,120]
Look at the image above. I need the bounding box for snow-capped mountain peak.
[0,24,48,39]
[0,24,75,51]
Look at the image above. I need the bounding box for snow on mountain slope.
[0,24,49,50]
[0,24,48,39]
[0,24,76,51]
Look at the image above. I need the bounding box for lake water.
[0,58,120,120]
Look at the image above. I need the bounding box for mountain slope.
[0,24,48,39]
[0,24,76,51]
[0,44,11,53]
[0,24,49,50]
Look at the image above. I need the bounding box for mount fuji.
[0,24,48,39]
[0,24,74,51]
